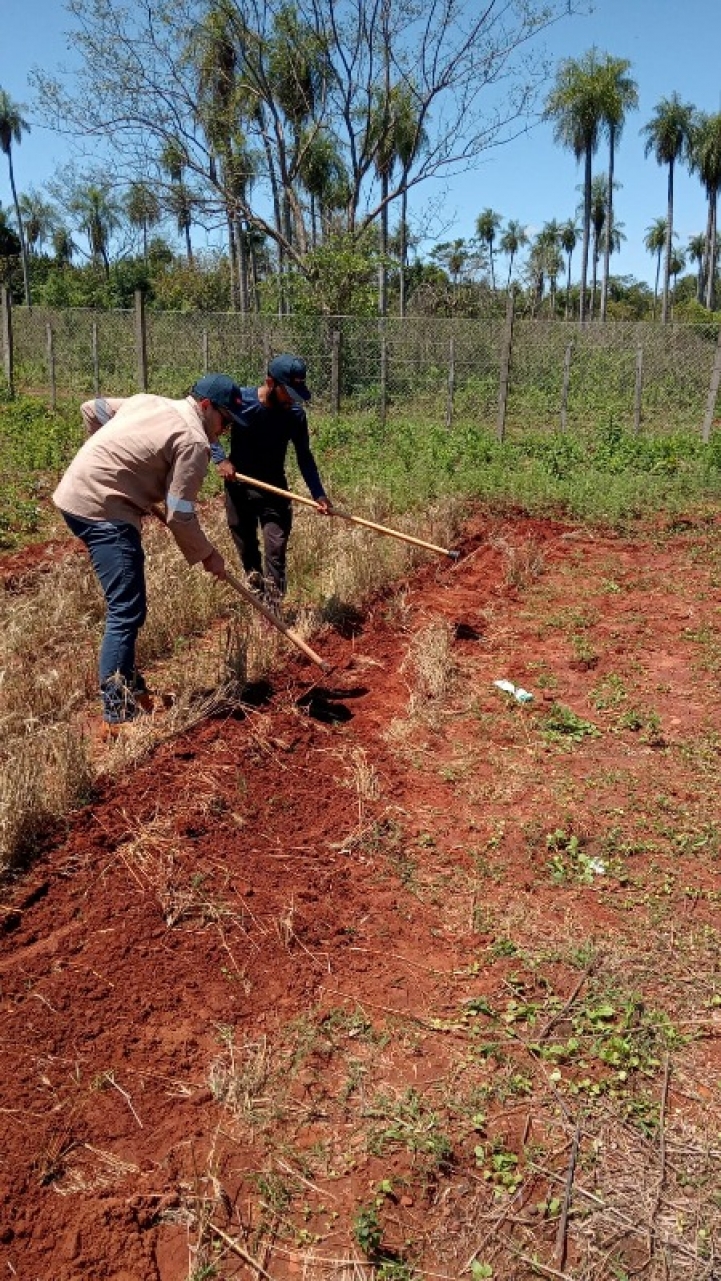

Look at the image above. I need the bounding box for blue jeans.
[61,511,148,723]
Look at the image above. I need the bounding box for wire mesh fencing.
[3,290,720,440]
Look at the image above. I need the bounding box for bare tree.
[33,0,580,293]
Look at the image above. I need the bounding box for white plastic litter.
[493,679,533,704]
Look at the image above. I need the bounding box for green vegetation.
[2,388,720,553]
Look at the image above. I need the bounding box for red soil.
[1,511,720,1280]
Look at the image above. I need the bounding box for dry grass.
[0,496,463,875]
[209,1033,272,1124]
[492,533,546,590]
[402,615,457,721]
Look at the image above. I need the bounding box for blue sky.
[1,0,720,286]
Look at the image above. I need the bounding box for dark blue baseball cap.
[268,353,311,403]
[191,373,244,423]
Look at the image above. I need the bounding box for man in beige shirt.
[53,373,243,729]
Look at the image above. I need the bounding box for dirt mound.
[1,511,720,1280]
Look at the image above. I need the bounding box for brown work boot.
[101,719,138,742]
[134,689,176,714]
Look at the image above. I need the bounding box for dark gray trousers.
[224,484,293,595]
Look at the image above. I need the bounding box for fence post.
[134,289,148,391]
[202,328,209,374]
[702,324,721,443]
[633,346,644,435]
[379,326,388,426]
[1,286,13,398]
[46,322,57,410]
[330,328,342,414]
[497,290,515,442]
[560,341,573,432]
[446,335,456,430]
[92,319,100,395]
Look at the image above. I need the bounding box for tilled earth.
[1,511,720,1281]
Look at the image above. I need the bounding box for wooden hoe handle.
[230,471,459,561]
[224,570,330,672]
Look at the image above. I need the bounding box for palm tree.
[298,128,350,247]
[544,49,604,323]
[538,221,564,315]
[161,140,194,265]
[430,239,470,295]
[596,56,638,321]
[476,208,502,291]
[642,93,695,323]
[391,87,427,317]
[51,225,76,267]
[643,216,669,318]
[0,88,31,306]
[559,219,579,317]
[192,0,250,309]
[369,83,424,316]
[68,183,121,276]
[499,219,528,290]
[687,232,707,304]
[125,183,161,263]
[18,189,56,256]
[689,112,721,310]
[527,226,565,318]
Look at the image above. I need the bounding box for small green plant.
[546,830,606,884]
[618,707,665,746]
[571,631,598,668]
[541,703,600,743]
[590,672,627,710]
[471,1263,494,1279]
[474,1142,523,1195]
[353,1203,383,1257]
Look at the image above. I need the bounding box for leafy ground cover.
[2,391,721,553]
[1,507,719,1280]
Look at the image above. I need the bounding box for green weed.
[541,703,601,743]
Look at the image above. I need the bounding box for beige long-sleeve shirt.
[53,394,215,565]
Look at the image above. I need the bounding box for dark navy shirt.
[211,387,326,500]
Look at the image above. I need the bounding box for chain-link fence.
[3,290,721,440]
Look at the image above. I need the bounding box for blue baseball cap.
[191,373,244,423]
[268,353,311,403]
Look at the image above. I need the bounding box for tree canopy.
[32,0,579,295]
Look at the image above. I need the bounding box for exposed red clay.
[1,510,720,1280]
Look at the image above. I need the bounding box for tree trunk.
[600,126,615,322]
[378,170,388,317]
[249,237,260,313]
[227,216,238,311]
[235,217,249,314]
[661,159,674,324]
[653,252,661,319]
[310,193,317,249]
[7,149,31,308]
[565,250,573,319]
[579,146,592,323]
[705,192,718,312]
[259,111,285,314]
[590,236,599,319]
[399,186,408,317]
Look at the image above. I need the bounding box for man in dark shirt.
[211,354,330,602]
